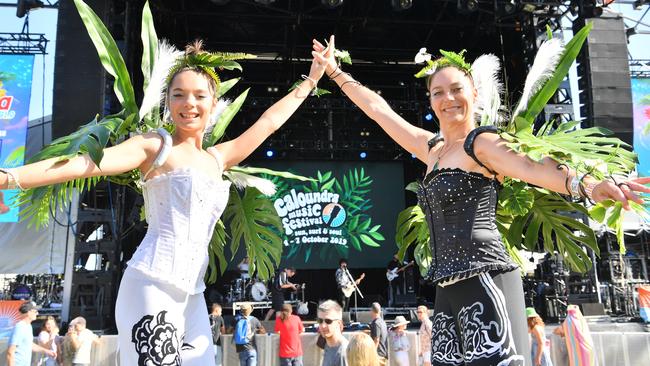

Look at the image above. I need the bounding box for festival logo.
[270,168,385,264]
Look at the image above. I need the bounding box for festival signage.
[262,161,404,269]
[0,55,34,222]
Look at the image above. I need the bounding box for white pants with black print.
[430,269,531,366]
[115,267,215,366]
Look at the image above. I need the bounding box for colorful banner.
[0,55,34,223]
[639,285,650,323]
[0,300,23,338]
[632,78,650,177]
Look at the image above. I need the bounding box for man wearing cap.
[369,302,388,365]
[318,300,348,366]
[6,301,57,366]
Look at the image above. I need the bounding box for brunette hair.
[167,39,218,97]
[279,303,292,322]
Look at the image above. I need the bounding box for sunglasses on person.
[317,317,340,325]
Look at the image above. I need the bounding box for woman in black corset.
[312,36,649,366]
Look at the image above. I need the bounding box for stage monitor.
[249,160,405,269]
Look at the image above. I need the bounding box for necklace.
[432,139,461,171]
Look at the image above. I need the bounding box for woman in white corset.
[0,41,330,365]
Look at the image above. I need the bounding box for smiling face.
[428,66,477,126]
[167,70,217,134]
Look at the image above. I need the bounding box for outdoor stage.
[1,317,649,365]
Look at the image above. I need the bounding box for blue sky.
[0,3,648,122]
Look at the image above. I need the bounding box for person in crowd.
[210,303,226,366]
[368,302,388,366]
[390,316,410,366]
[275,303,305,366]
[416,306,432,366]
[553,305,597,366]
[67,316,99,366]
[526,307,553,366]
[38,316,60,366]
[6,301,56,366]
[318,300,348,366]
[335,258,365,311]
[234,303,266,366]
[313,35,650,365]
[347,332,380,366]
[265,267,298,320]
[238,256,251,280]
[0,40,329,365]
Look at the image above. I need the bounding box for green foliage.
[223,187,283,281]
[288,80,332,98]
[204,88,250,146]
[415,49,470,79]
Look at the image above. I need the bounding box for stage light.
[504,0,517,14]
[359,152,367,159]
[626,27,637,43]
[457,0,478,13]
[424,113,433,121]
[391,0,413,11]
[266,149,275,157]
[322,0,343,8]
[16,0,43,18]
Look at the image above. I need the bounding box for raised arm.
[313,36,435,163]
[0,133,159,190]
[213,48,329,169]
[474,133,650,209]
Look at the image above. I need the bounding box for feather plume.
[512,38,564,118]
[471,54,504,125]
[204,99,230,135]
[223,170,277,196]
[139,41,183,121]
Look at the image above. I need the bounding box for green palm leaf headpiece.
[166,47,257,93]
[414,49,472,79]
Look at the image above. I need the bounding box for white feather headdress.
[139,41,183,121]
[512,38,564,118]
[471,54,505,125]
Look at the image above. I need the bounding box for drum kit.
[227,277,269,303]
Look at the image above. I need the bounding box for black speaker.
[581,302,606,316]
[394,293,417,306]
[52,0,109,139]
[364,294,384,307]
[575,15,633,145]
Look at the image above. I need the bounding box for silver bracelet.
[0,168,24,191]
[568,175,581,198]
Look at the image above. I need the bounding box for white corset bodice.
[128,168,231,294]
[127,129,231,294]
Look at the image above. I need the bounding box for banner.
[0,55,35,222]
[0,300,23,338]
[633,78,650,177]
[247,161,405,269]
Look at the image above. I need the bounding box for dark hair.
[280,303,292,322]
[285,267,296,272]
[167,39,218,96]
[339,258,348,265]
[40,316,57,332]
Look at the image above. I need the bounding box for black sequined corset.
[417,163,518,285]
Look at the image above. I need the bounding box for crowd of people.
[6,301,99,366]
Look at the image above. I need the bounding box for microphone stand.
[344,266,363,322]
